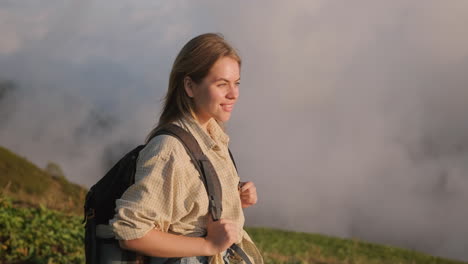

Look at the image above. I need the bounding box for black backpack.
[83,124,252,264]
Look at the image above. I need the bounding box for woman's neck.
[191,113,210,133]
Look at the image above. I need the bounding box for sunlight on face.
[190,56,240,126]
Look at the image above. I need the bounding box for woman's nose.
[227,84,239,99]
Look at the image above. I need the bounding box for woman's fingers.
[240,194,257,205]
[240,193,257,199]
[239,181,258,207]
[239,181,255,192]
[239,182,256,198]
[240,196,257,204]
[240,188,256,197]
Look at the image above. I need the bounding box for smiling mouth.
[221,104,234,112]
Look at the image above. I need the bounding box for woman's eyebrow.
[214,77,241,82]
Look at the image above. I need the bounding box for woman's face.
[185,56,240,125]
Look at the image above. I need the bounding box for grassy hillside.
[246,227,466,264]
[1,196,466,264]
[0,146,87,215]
[1,145,467,264]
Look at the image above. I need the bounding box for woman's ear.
[184,76,195,98]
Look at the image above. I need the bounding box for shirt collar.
[175,115,230,152]
[206,118,230,146]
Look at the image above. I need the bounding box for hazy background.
[1,0,468,261]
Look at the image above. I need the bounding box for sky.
[1,0,468,261]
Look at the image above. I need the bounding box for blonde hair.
[146,33,241,143]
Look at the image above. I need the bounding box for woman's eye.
[217,83,227,87]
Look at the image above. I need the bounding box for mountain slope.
[0,145,86,215]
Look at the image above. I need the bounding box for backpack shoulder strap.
[228,148,237,172]
[150,124,252,264]
[152,124,223,221]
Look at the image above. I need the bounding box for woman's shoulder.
[140,134,188,161]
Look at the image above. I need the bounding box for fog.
[1,0,468,261]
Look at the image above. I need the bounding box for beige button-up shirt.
[108,116,263,264]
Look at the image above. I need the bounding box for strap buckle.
[230,244,253,264]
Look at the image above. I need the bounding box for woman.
[109,33,264,264]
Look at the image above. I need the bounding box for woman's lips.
[221,103,234,112]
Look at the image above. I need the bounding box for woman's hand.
[204,217,239,255]
[239,181,258,208]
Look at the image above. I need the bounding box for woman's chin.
[218,114,232,123]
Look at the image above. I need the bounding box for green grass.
[2,196,466,264]
[1,196,467,264]
[246,227,467,264]
[0,196,84,264]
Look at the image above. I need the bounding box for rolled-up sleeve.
[109,136,185,240]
